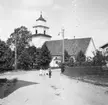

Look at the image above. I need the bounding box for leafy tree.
[6,26,32,57]
[18,49,33,70]
[26,46,37,68]
[26,46,41,69]
[76,50,86,65]
[0,40,14,71]
[93,50,106,66]
[64,50,70,62]
[39,43,52,69]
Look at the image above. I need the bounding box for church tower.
[31,12,52,48]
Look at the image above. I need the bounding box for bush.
[67,57,74,67]
[92,50,106,66]
[76,50,86,65]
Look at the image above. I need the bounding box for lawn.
[64,66,108,87]
[0,78,18,99]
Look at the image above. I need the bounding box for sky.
[0,0,108,48]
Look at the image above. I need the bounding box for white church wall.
[85,39,96,58]
[37,27,44,34]
[31,36,51,48]
[37,21,46,26]
[50,56,61,67]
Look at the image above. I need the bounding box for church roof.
[32,33,51,38]
[45,38,91,56]
[36,14,46,22]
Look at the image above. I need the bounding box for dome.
[36,14,46,22]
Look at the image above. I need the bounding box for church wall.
[31,36,51,48]
[85,39,96,58]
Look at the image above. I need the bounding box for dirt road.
[0,70,108,105]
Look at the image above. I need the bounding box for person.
[49,67,52,78]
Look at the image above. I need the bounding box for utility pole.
[15,33,17,70]
[62,28,65,63]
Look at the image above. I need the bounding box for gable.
[85,39,96,57]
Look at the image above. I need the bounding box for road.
[0,69,108,105]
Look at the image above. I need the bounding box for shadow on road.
[0,79,39,99]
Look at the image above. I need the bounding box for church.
[30,13,96,67]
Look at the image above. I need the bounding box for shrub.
[93,50,106,66]
[76,50,86,66]
[66,57,74,67]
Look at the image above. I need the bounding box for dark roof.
[36,14,46,22]
[33,25,49,29]
[100,43,108,49]
[45,38,91,56]
[31,34,52,38]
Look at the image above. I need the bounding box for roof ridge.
[46,37,91,42]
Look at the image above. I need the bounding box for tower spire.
[36,11,46,22]
[41,11,42,16]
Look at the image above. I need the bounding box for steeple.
[36,12,46,22]
[31,12,52,48]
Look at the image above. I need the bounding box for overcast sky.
[0,0,108,48]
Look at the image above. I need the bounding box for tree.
[76,50,86,65]
[64,50,70,62]
[17,49,33,70]
[39,43,52,69]
[93,50,106,66]
[0,40,14,71]
[26,46,37,68]
[6,26,32,57]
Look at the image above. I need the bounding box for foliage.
[93,50,106,66]
[64,50,70,62]
[0,40,14,71]
[67,57,74,67]
[6,26,32,57]
[76,50,86,65]
[26,46,37,68]
[17,49,33,70]
[39,43,52,69]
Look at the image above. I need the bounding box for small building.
[45,38,96,67]
[100,43,108,56]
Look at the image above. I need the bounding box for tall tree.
[64,50,70,62]
[39,43,52,69]
[18,49,33,70]
[0,40,14,71]
[6,26,32,56]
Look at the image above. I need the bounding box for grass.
[0,78,18,98]
[69,75,108,87]
[64,67,108,87]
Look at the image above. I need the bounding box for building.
[30,13,96,67]
[45,38,96,67]
[100,43,108,56]
[30,12,52,48]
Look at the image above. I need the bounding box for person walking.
[49,67,52,78]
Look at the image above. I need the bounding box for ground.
[0,69,108,105]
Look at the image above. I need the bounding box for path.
[0,69,108,105]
